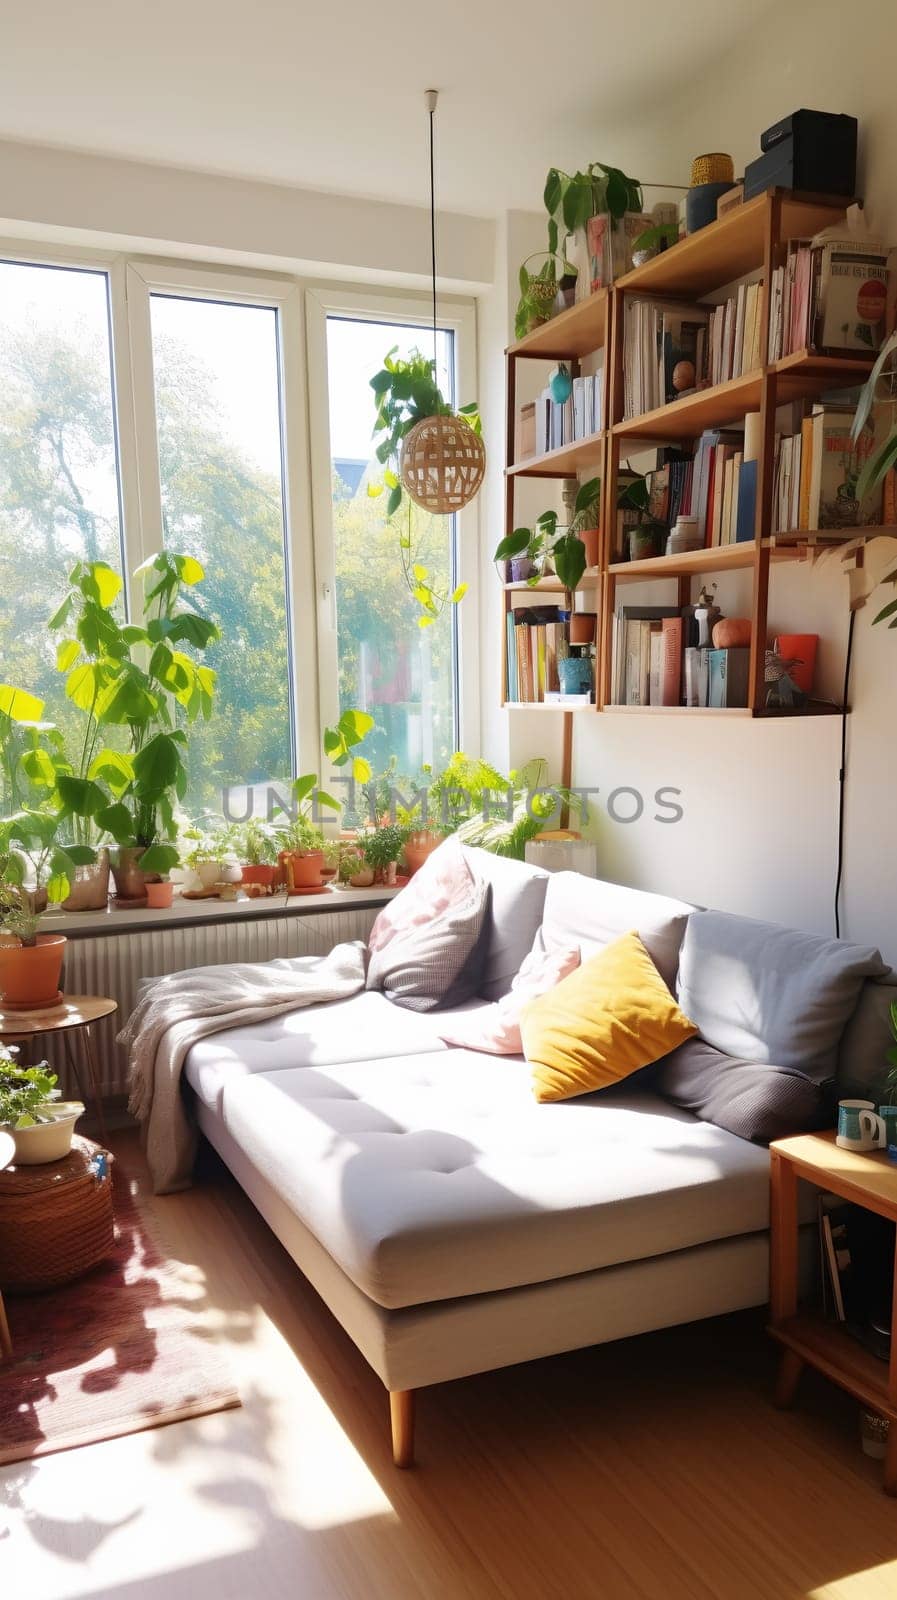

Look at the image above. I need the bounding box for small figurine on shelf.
[685,583,722,649]
[765,648,806,709]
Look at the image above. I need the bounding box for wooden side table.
[769,1130,897,1494]
[0,995,116,1144]
[0,1130,14,1359]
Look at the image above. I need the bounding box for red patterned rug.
[0,1161,239,1464]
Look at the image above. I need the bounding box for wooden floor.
[3,1132,896,1600]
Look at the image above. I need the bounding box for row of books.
[638,433,754,550]
[706,281,764,386]
[768,236,891,362]
[610,604,751,707]
[621,298,709,418]
[506,608,572,703]
[519,372,603,459]
[773,403,896,534]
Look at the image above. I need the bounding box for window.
[147,292,294,816]
[0,260,124,725]
[322,314,459,782]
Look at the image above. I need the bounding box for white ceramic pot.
[4,1102,84,1164]
[192,859,222,890]
[218,861,243,884]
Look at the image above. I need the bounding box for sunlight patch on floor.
[808,1559,897,1599]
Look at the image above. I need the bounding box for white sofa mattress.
[184,990,490,1112]
[210,1046,774,1311]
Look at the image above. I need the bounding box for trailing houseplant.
[851,334,897,629]
[369,348,475,623]
[544,164,643,284]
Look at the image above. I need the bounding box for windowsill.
[39,885,398,939]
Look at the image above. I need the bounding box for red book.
[661,617,683,706]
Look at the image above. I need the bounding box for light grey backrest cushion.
[460,845,549,1002]
[677,910,888,1083]
[835,973,897,1101]
[536,871,694,992]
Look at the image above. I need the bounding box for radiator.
[36,906,381,1100]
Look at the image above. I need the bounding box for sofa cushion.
[438,937,580,1055]
[460,846,550,1001]
[677,910,888,1082]
[652,1037,831,1144]
[835,973,897,1101]
[536,872,693,992]
[216,1049,774,1310]
[184,991,491,1113]
[523,932,698,1103]
[366,836,492,1011]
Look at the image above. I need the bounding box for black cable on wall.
[834,608,857,940]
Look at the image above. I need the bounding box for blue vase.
[559,656,593,697]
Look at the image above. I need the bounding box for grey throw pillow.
[652,1037,831,1145]
[367,876,492,1013]
[677,910,887,1082]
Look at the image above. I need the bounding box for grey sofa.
[183,849,895,1466]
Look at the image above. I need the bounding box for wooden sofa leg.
[389,1389,416,1468]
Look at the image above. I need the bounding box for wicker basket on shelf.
[0,1134,115,1291]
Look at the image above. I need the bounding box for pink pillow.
[439,941,580,1055]
[367,835,472,956]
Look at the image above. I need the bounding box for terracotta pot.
[145,881,174,909]
[568,611,597,646]
[111,846,159,904]
[579,526,600,569]
[5,1103,84,1164]
[61,848,110,912]
[403,829,444,875]
[0,933,67,1007]
[240,863,277,889]
[281,850,324,889]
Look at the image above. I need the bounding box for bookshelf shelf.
[614,370,764,443]
[507,430,605,478]
[503,569,600,592]
[603,703,752,717]
[504,700,595,712]
[608,543,766,581]
[508,290,608,361]
[616,192,852,300]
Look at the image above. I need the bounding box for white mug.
[837,1098,885,1151]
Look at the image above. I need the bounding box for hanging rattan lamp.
[399,91,486,515]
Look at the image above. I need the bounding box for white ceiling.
[2,1,769,216]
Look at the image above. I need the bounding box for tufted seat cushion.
[215,1049,774,1310]
[184,991,491,1114]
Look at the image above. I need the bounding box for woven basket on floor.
[0,1134,115,1292]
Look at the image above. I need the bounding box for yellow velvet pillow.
[521,930,697,1103]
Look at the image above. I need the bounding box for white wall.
[566,0,897,960]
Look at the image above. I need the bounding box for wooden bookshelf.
[501,188,878,729]
[503,569,600,592]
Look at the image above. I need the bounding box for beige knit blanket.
[121,942,368,1194]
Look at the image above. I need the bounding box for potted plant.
[515,254,562,338]
[50,553,218,906]
[0,683,96,913]
[145,874,175,909]
[456,758,586,859]
[493,514,557,584]
[0,1052,83,1163]
[569,476,602,570]
[181,825,225,890]
[360,824,407,886]
[369,348,477,622]
[334,845,374,889]
[233,818,280,889]
[544,163,644,290]
[0,880,67,1008]
[274,773,340,890]
[618,475,665,561]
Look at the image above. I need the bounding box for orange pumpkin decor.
[712,617,752,649]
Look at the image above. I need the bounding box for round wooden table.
[0,1130,13,1358]
[0,996,115,1145]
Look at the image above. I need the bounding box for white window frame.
[123,259,314,781]
[305,284,481,763]
[0,240,481,785]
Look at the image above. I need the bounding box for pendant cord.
[428,95,437,372]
